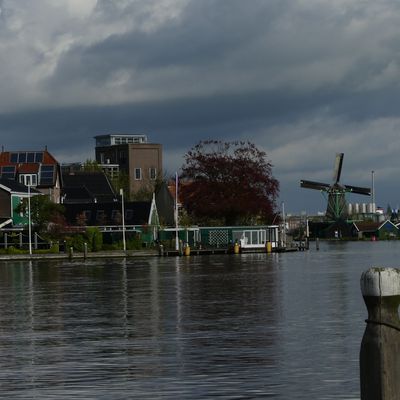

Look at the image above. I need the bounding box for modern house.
[0,148,62,203]
[94,134,162,198]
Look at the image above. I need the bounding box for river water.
[1,241,399,399]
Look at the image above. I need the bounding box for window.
[149,167,157,180]
[134,168,142,180]
[96,210,107,224]
[19,174,37,186]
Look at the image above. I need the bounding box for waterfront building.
[94,134,162,198]
[0,148,62,203]
[0,178,42,229]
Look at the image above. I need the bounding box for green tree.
[109,170,131,200]
[15,195,65,234]
[180,140,279,225]
[83,159,102,171]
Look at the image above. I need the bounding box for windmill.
[300,153,371,221]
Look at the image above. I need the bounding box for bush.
[33,243,60,254]
[0,246,27,255]
[86,227,103,251]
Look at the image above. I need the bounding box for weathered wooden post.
[68,247,73,260]
[316,237,320,251]
[158,244,164,257]
[360,267,400,400]
[19,232,23,249]
[4,233,7,249]
[34,232,38,250]
[84,242,88,259]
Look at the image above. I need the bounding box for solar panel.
[35,152,43,163]
[18,153,27,162]
[10,153,18,163]
[27,152,35,162]
[1,165,16,179]
[40,165,55,185]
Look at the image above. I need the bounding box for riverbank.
[0,249,159,261]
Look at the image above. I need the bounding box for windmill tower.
[300,153,371,221]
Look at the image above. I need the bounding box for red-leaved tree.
[179,140,279,225]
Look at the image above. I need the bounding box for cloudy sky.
[1,0,400,213]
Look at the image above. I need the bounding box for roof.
[0,149,60,188]
[62,171,117,203]
[353,220,398,232]
[0,178,41,194]
[0,149,58,165]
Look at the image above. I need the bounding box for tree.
[15,195,65,234]
[83,159,102,171]
[179,140,279,225]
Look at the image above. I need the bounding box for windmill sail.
[344,185,371,196]
[332,153,344,183]
[300,152,371,222]
[300,180,331,191]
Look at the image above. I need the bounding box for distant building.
[94,134,162,197]
[0,148,62,203]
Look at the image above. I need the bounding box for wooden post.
[316,237,320,251]
[34,232,38,250]
[4,233,7,249]
[19,232,23,249]
[360,267,400,400]
[84,242,88,259]
[158,244,164,256]
[68,247,73,260]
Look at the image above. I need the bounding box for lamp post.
[371,170,375,213]
[120,188,126,252]
[27,184,32,256]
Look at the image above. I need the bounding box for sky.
[1,0,400,214]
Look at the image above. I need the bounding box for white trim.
[134,168,142,180]
[148,194,159,225]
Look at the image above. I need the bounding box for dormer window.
[19,174,37,187]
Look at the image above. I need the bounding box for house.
[0,148,62,203]
[63,197,160,245]
[94,134,162,197]
[61,170,117,204]
[353,220,399,240]
[155,181,175,226]
[0,178,41,229]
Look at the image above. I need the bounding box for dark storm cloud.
[2,0,400,212]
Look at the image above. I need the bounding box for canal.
[1,241,399,399]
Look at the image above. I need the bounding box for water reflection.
[2,242,399,398]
